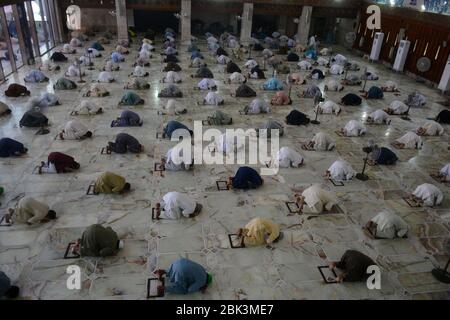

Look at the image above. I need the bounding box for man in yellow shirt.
[94,172,131,194]
[236,217,282,247]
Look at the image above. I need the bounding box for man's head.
[46,210,57,220]
[85,131,93,138]
[73,162,81,170]
[122,183,131,193]
[22,147,28,154]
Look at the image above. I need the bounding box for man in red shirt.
[38,152,80,174]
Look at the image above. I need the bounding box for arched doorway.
[66,5,81,30]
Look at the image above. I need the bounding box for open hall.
[0,0,449,300]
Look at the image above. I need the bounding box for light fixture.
[236,15,242,21]
[293,18,299,24]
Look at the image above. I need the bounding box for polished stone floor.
[0,34,449,300]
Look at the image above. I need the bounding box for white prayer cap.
[118,240,124,249]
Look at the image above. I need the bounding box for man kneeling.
[94,172,131,194]
[154,258,211,295]
[38,152,80,174]
[108,133,143,154]
[236,217,282,247]
[364,210,409,239]
[72,224,123,257]
[6,196,56,225]
[155,191,202,220]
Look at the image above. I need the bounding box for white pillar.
[115,0,128,42]
[181,0,191,43]
[240,3,253,46]
[297,6,313,46]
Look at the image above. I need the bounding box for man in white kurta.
[73,100,102,115]
[60,120,91,140]
[197,78,216,90]
[416,121,444,136]
[342,120,366,136]
[262,49,274,59]
[297,184,337,214]
[304,132,336,151]
[131,66,148,77]
[394,131,423,149]
[7,196,56,225]
[332,53,347,65]
[411,183,443,207]
[162,99,186,115]
[245,59,258,69]
[98,71,114,82]
[438,163,450,182]
[163,71,182,83]
[366,211,409,239]
[329,64,344,75]
[65,65,83,77]
[245,98,270,114]
[217,54,231,65]
[216,133,245,155]
[326,159,356,181]
[228,72,246,84]
[157,192,199,220]
[318,100,341,115]
[385,100,409,115]
[203,91,224,106]
[367,109,390,124]
[381,81,399,92]
[275,147,304,168]
[324,79,343,92]
[298,60,312,70]
[164,146,193,171]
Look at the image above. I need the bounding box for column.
[181,0,191,43]
[115,0,128,42]
[12,4,34,65]
[25,1,41,56]
[297,6,313,46]
[240,2,253,46]
[278,15,287,35]
[52,0,65,42]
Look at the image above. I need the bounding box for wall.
[335,18,356,47]
[354,3,450,84]
[80,8,115,31]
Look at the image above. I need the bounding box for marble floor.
[0,33,449,300]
